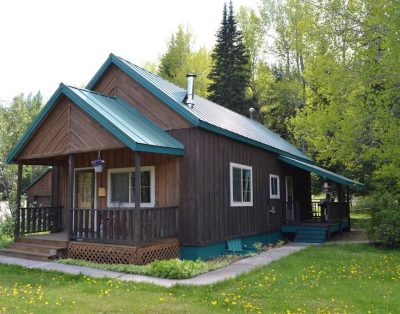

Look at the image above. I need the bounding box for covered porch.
[5,85,185,263]
[278,155,364,243]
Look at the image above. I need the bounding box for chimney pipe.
[249,107,255,120]
[185,73,196,108]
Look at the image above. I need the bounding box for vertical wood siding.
[17,97,125,161]
[171,128,311,246]
[73,148,180,209]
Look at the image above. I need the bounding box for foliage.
[367,193,400,247]
[153,25,212,98]
[236,6,267,118]
[58,256,237,279]
[0,214,14,239]
[0,92,45,201]
[207,1,251,115]
[158,25,192,82]
[1,244,400,313]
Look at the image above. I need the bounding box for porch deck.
[282,201,350,243]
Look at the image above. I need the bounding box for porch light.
[91,150,105,173]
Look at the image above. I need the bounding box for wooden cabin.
[1,54,364,263]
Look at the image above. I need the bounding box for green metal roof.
[87,54,312,163]
[277,155,365,190]
[6,84,184,163]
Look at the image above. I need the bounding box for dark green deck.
[282,220,350,243]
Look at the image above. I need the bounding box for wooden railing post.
[134,151,141,243]
[67,155,75,240]
[14,162,22,239]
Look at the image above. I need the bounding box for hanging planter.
[91,151,105,173]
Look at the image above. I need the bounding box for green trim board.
[6,84,185,164]
[87,54,312,163]
[278,155,365,189]
[180,231,282,260]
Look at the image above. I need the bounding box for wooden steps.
[294,228,327,243]
[0,235,68,261]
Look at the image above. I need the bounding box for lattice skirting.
[137,238,180,265]
[66,238,179,265]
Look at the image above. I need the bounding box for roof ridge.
[112,54,187,91]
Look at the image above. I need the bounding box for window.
[108,167,155,207]
[269,174,280,199]
[230,162,253,206]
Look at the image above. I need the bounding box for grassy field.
[0,243,399,313]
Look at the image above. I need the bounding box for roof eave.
[277,155,365,190]
[5,84,66,164]
[198,121,313,164]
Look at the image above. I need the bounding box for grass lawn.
[350,210,371,230]
[0,244,399,313]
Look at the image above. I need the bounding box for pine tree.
[207,1,251,115]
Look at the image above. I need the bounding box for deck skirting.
[66,238,179,265]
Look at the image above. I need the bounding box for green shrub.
[367,194,400,247]
[147,259,209,279]
[0,214,14,239]
[58,256,237,279]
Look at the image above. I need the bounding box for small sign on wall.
[98,187,106,197]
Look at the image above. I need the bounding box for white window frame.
[230,162,253,207]
[269,174,280,199]
[107,166,155,208]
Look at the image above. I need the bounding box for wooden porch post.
[51,166,59,232]
[134,151,141,243]
[67,155,75,240]
[135,152,141,209]
[14,162,23,239]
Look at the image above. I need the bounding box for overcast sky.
[0,0,259,103]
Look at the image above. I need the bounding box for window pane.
[242,169,251,202]
[131,171,151,203]
[232,168,242,202]
[111,173,129,204]
[271,177,278,196]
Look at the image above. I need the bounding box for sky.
[0,0,259,104]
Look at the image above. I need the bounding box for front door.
[285,176,295,221]
[75,170,95,209]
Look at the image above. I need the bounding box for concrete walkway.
[0,244,308,288]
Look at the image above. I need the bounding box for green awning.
[278,155,365,190]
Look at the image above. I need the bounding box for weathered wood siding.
[73,148,179,209]
[170,128,310,246]
[92,65,192,130]
[25,171,52,206]
[17,97,125,161]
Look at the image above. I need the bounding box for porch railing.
[283,201,350,225]
[16,206,63,236]
[69,206,179,244]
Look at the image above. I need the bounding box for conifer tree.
[207,1,250,115]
